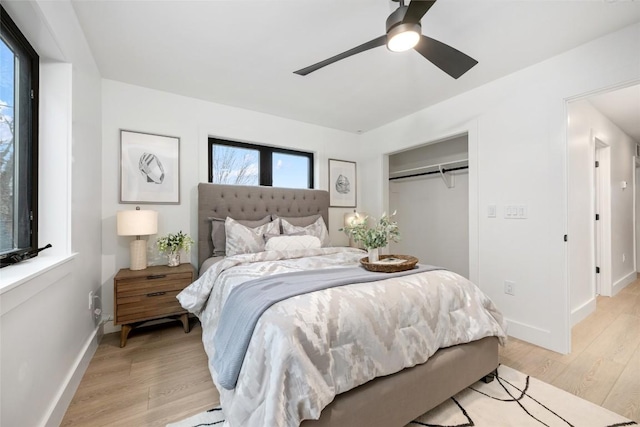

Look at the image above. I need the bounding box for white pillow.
[281,217,331,247]
[225,217,280,256]
[265,235,322,251]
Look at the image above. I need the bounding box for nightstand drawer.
[117,291,185,323]
[116,275,191,304]
[116,272,192,297]
[117,287,184,306]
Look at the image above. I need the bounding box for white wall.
[609,128,638,292]
[390,174,469,276]
[0,1,102,426]
[359,23,640,353]
[100,80,361,333]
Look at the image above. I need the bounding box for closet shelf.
[389,159,468,188]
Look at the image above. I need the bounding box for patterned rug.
[168,365,637,427]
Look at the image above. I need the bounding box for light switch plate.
[504,204,527,219]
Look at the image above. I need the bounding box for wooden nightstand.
[114,263,195,347]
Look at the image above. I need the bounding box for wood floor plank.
[499,338,568,384]
[584,313,640,365]
[147,369,217,409]
[550,350,626,405]
[623,294,640,318]
[601,342,640,421]
[61,386,149,427]
[567,309,617,360]
[104,388,219,427]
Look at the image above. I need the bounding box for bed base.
[301,336,499,427]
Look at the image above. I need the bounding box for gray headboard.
[197,183,329,269]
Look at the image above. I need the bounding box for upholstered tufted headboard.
[197,183,330,269]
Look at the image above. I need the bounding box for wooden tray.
[360,255,419,273]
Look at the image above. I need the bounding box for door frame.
[634,155,640,274]
[593,137,612,296]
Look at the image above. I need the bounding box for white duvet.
[177,247,507,427]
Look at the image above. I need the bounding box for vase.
[368,247,379,263]
[167,251,180,267]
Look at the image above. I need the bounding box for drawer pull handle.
[146,274,167,280]
[146,291,166,297]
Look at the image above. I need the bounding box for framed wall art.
[328,159,356,207]
[120,130,180,204]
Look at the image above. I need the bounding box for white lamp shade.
[117,209,158,236]
[344,211,367,249]
[344,211,367,227]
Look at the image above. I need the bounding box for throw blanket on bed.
[177,247,508,427]
[214,264,441,390]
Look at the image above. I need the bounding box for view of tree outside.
[272,152,310,189]
[211,144,259,185]
[0,38,15,253]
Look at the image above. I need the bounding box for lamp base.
[130,239,148,271]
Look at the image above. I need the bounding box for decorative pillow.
[265,235,322,251]
[225,217,280,256]
[210,215,271,256]
[263,231,305,242]
[271,213,321,229]
[281,217,331,247]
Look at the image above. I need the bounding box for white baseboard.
[612,271,637,296]
[571,297,596,326]
[42,327,99,427]
[503,318,569,353]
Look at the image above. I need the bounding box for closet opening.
[387,134,470,278]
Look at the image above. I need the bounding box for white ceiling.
[70,0,640,133]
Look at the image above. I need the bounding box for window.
[0,6,39,265]
[209,138,314,189]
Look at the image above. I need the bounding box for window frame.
[208,138,314,188]
[0,5,39,263]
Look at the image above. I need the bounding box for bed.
[179,182,507,427]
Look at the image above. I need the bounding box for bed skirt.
[301,336,499,427]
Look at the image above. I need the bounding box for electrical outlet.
[504,281,515,296]
[622,253,626,263]
[88,291,93,310]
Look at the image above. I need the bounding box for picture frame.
[120,130,180,204]
[328,159,356,207]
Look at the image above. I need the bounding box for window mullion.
[260,149,272,186]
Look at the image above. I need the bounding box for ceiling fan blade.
[294,35,387,76]
[402,0,437,24]
[414,35,478,79]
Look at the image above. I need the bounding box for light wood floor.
[62,278,640,426]
[500,277,640,423]
[60,321,219,426]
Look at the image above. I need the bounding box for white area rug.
[168,365,637,427]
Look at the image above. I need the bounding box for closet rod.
[389,165,468,181]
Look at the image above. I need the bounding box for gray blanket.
[213,264,440,390]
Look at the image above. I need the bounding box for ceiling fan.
[294,0,478,79]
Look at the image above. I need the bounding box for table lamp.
[344,211,366,248]
[117,207,158,270]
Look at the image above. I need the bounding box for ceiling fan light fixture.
[387,23,421,52]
